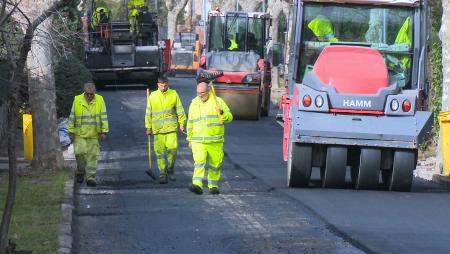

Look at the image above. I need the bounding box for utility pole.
[236,0,239,11]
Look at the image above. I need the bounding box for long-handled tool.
[198,70,225,121]
[146,135,156,180]
[209,80,223,123]
[145,88,156,180]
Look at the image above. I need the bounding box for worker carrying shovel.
[145,76,186,184]
[187,82,233,195]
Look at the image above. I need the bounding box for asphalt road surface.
[73,77,450,254]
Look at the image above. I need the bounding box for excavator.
[278,0,433,191]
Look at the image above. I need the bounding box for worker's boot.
[86,178,96,187]
[189,184,203,195]
[76,171,85,183]
[159,173,168,184]
[209,187,220,195]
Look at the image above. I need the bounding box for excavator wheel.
[351,148,381,190]
[287,142,312,187]
[322,146,347,188]
[388,149,416,192]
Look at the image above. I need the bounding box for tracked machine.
[197,10,272,120]
[84,0,166,86]
[280,0,433,191]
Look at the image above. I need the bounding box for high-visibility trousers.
[129,9,140,32]
[154,132,178,175]
[74,137,100,181]
[191,142,224,189]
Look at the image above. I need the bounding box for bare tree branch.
[0,0,22,28]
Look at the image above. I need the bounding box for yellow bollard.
[439,111,450,176]
[22,113,33,161]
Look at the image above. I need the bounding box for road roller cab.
[281,0,433,191]
[197,11,272,120]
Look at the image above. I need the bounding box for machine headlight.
[315,95,324,108]
[390,99,399,111]
[243,74,260,84]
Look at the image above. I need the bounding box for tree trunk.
[165,0,189,39]
[187,0,192,32]
[1,0,76,249]
[0,78,20,254]
[267,0,290,89]
[27,17,63,171]
[238,0,262,12]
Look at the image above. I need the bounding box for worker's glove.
[146,129,152,136]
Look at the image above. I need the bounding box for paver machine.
[197,10,272,120]
[280,0,433,191]
[84,0,166,86]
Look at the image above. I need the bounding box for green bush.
[54,54,92,117]
[429,2,443,140]
[52,3,93,118]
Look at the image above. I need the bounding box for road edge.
[58,168,74,254]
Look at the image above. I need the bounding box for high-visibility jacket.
[307,15,339,42]
[145,89,186,134]
[395,16,412,69]
[228,38,238,50]
[68,93,109,138]
[91,7,109,30]
[187,94,233,143]
[128,0,145,10]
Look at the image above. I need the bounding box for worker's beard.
[200,94,209,102]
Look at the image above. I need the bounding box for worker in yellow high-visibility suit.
[145,76,186,184]
[307,15,339,42]
[228,36,238,50]
[187,82,233,195]
[394,16,413,69]
[68,83,109,187]
[128,0,145,32]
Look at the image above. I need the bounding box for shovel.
[145,88,156,180]
[146,134,157,180]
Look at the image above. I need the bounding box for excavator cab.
[282,0,432,191]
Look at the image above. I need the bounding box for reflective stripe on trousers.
[153,132,178,173]
[191,142,224,189]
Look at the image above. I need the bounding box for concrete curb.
[59,146,76,254]
[58,169,74,254]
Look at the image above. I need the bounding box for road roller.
[197,10,272,120]
[278,0,433,191]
